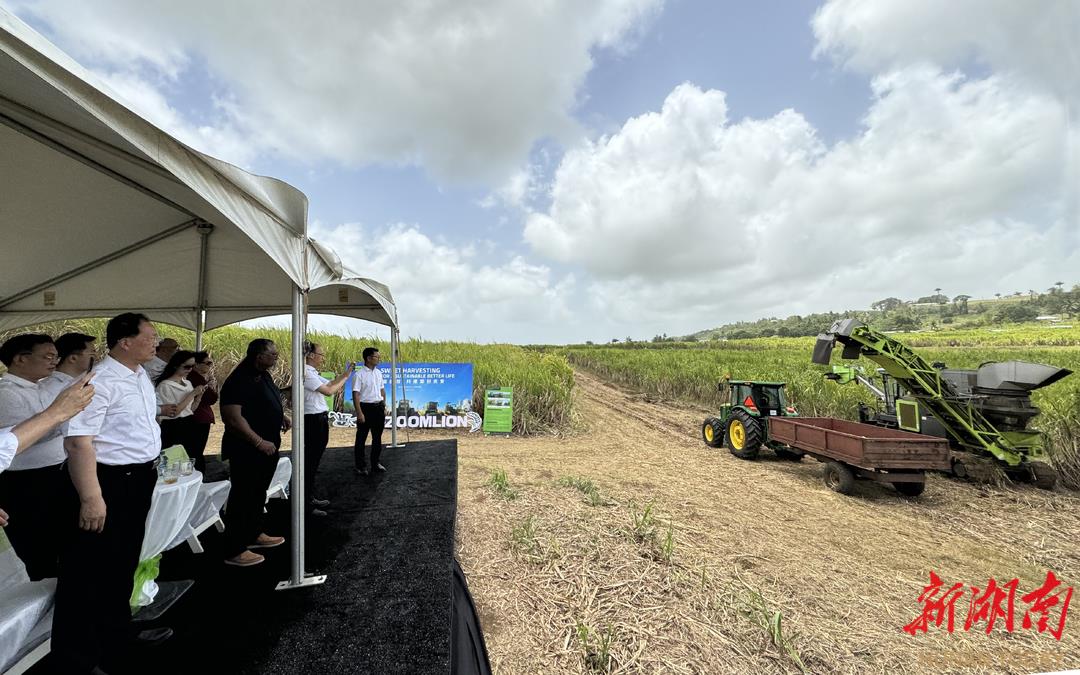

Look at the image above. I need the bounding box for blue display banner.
[341,362,477,431]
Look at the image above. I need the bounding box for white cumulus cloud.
[524,67,1074,332]
[6,0,663,182]
[310,221,575,340]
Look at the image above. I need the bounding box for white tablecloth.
[140,471,202,561]
[135,471,202,606]
[165,480,230,551]
[0,537,54,673]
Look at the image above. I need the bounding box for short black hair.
[303,340,318,356]
[106,312,150,349]
[246,339,275,359]
[193,351,211,364]
[55,333,97,362]
[362,347,379,361]
[0,334,54,367]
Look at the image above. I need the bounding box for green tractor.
[701,379,802,460]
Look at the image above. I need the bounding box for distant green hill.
[682,285,1080,341]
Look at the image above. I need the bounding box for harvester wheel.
[701,418,723,448]
[893,481,926,497]
[950,453,1003,485]
[823,461,855,494]
[1027,462,1058,491]
[725,409,762,459]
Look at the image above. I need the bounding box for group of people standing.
[144,338,218,474]
[0,312,388,674]
[302,343,386,517]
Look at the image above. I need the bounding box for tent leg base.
[275,574,327,591]
[389,443,406,448]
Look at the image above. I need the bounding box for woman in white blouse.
[155,350,205,463]
[302,341,353,516]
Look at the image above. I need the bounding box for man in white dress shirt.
[0,375,96,525]
[142,336,177,383]
[352,346,387,476]
[53,313,168,673]
[0,334,70,578]
[40,332,97,396]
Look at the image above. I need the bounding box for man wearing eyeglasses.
[0,333,69,579]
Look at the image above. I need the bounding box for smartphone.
[83,356,95,386]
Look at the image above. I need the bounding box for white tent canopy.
[0,10,397,334]
[0,8,398,590]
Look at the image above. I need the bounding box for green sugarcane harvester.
[813,318,1071,489]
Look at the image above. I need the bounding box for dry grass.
[453,370,1080,674]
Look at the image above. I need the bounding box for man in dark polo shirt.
[219,339,291,567]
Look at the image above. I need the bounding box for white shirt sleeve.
[66,379,112,438]
[0,426,16,472]
[304,368,324,394]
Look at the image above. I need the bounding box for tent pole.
[194,310,205,351]
[276,285,325,590]
[389,327,404,448]
[194,223,213,351]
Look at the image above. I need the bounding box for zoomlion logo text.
[330,411,483,433]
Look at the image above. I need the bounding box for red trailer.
[766,417,951,496]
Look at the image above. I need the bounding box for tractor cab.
[729,381,790,418]
[702,380,800,460]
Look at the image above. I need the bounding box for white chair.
[266,456,293,503]
[166,480,232,554]
[0,532,54,675]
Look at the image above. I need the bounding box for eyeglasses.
[20,351,59,362]
[313,352,326,357]
[198,361,213,366]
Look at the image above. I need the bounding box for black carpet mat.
[33,440,458,675]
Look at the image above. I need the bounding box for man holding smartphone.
[41,332,98,394]
[0,334,69,579]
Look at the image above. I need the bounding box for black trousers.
[52,460,156,674]
[0,463,66,580]
[189,422,212,474]
[223,444,279,558]
[354,402,385,470]
[304,412,329,503]
[159,416,201,468]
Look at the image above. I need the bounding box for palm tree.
[995,293,1002,300]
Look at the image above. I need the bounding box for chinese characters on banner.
[903,570,1073,640]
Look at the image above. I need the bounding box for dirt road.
[450,369,1080,674]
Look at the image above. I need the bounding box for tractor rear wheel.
[893,481,926,497]
[822,461,855,494]
[725,409,762,459]
[701,418,723,448]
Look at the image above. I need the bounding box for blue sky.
[5,1,1076,343]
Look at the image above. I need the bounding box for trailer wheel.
[725,409,762,459]
[701,418,723,448]
[823,461,855,494]
[893,481,926,497]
